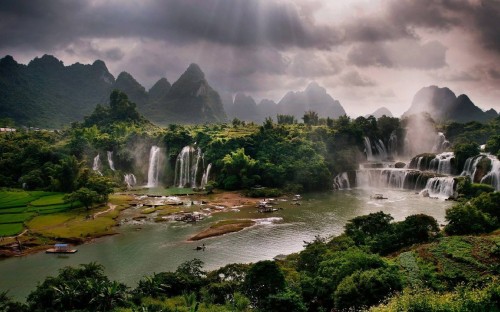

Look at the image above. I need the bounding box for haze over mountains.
[225,82,346,123]
[0,55,498,127]
[404,86,498,123]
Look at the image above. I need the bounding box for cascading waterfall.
[461,155,485,179]
[201,163,212,189]
[146,146,161,188]
[364,137,389,161]
[175,146,203,188]
[333,172,351,190]
[480,155,500,191]
[364,137,375,161]
[124,174,137,189]
[375,139,388,160]
[107,151,115,171]
[355,169,411,190]
[421,177,455,199]
[93,154,102,176]
[429,152,454,175]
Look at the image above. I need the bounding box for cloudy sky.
[1,0,499,116]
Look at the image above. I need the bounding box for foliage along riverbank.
[1,189,498,312]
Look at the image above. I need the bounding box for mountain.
[223,83,344,123]
[403,86,498,122]
[0,55,114,127]
[0,55,226,127]
[366,107,393,118]
[277,82,346,119]
[152,63,226,124]
[231,93,259,122]
[113,72,148,108]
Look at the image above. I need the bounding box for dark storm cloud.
[0,0,342,51]
[386,0,500,54]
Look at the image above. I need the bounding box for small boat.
[46,243,77,254]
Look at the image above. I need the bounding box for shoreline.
[0,191,263,259]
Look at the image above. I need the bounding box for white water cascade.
[430,152,455,175]
[201,163,212,189]
[355,169,411,190]
[93,154,102,176]
[146,146,161,188]
[175,146,203,188]
[480,155,500,191]
[333,172,351,190]
[124,174,137,189]
[461,155,485,180]
[364,137,390,162]
[421,177,456,199]
[107,151,115,171]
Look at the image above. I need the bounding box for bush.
[445,203,496,235]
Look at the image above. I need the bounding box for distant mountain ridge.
[0,55,226,127]
[403,86,498,122]
[366,107,393,118]
[226,82,346,122]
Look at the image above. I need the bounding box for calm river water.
[0,189,452,300]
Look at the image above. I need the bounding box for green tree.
[277,114,297,125]
[344,212,394,245]
[333,267,402,310]
[302,111,319,126]
[64,187,99,211]
[244,260,285,308]
[221,148,258,190]
[445,203,496,235]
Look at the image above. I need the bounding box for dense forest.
[1,90,500,195]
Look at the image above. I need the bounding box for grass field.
[0,190,82,236]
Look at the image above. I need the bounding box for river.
[0,188,452,300]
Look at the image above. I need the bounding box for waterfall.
[364,137,375,161]
[432,132,450,153]
[333,172,350,190]
[375,139,388,160]
[355,169,410,189]
[461,155,484,180]
[421,177,455,199]
[107,151,115,171]
[124,174,137,189]
[388,132,398,158]
[201,163,212,189]
[480,155,500,191]
[429,152,454,175]
[146,146,161,188]
[93,154,102,176]
[175,146,203,188]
